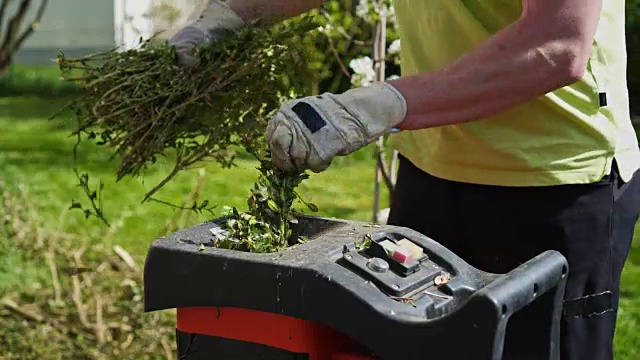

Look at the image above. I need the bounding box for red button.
[392,247,413,264]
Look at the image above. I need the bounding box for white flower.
[387,39,401,55]
[316,23,333,35]
[355,0,372,22]
[350,56,374,75]
[349,56,376,87]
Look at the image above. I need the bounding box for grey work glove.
[266,82,408,173]
[165,0,245,66]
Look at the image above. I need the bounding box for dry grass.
[0,182,176,360]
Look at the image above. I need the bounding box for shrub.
[0,65,81,98]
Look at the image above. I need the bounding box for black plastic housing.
[144,216,568,360]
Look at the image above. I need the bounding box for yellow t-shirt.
[389,0,640,185]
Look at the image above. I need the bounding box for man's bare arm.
[228,0,325,25]
[389,0,602,130]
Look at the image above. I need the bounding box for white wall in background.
[114,0,154,50]
[13,0,204,64]
[11,0,115,50]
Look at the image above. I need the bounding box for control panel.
[339,232,452,300]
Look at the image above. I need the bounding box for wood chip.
[434,272,451,286]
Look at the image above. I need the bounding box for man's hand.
[266,83,408,173]
[166,0,245,66]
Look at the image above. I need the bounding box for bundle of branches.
[0,183,176,360]
[55,16,319,201]
[54,17,323,252]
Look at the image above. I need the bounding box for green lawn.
[0,91,639,357]
[0,96,389,256]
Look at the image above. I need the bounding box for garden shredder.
[143,215,568,360]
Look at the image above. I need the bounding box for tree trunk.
[0,50,10,77]
[0,0,50,77]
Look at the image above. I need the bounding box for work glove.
[166,0,245,66]
[266,82,408,173]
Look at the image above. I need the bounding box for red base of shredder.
[176,306,377,360]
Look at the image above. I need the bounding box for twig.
[390,149,398,184]
[95,293,107,344]
[54,202,70,241]
[148,196,216,216]
[141,162,182,203]
[121,333,135,349]
[375,144,395,191]
[109,322,133,332]
[70,257,91,328]
[372,0,388,223]
[72,134,109,226]
[96,261,110,273]
[113,245,139,272]
[2,297,89,337]
[424,290,452,300]
[2,297,44,323]
[326,35,351,78]
[161,337,173,360]
[185,168,208,224]
[320,9,370,46]
[73,247,92,287]
[47,209,66,304]
[3,297,99,357]
[160,168,211,234]
[46,250,63,304]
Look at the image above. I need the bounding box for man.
[168,1,640,359]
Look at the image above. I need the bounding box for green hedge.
[0,65,82,98]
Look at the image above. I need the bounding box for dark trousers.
[387,155,640,360]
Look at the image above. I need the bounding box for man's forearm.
[228,0,324,25]
[389,1,600,130]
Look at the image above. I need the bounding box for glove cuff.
[370,82,408,129]
[331,81,408,143]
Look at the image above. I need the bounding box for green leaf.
[267,199,279,211]
[69,200,82,210]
